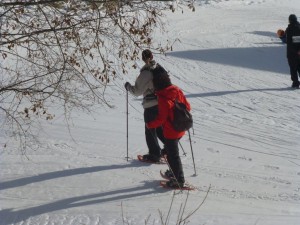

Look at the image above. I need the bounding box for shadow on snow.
[0,160,166,224]
[185,87,293,98]
[0,160,149,191]
[1,181,162,224]
[249,31,276,38]
[167,46,287,74]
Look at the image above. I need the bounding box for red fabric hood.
[155,85,180,101]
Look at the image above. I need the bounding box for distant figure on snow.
[285,14,300,88]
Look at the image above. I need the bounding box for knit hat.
[289,14,297,23]
[142,49,153,61]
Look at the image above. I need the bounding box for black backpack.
[151,63,167,78]
[171,99,193,132]
[142,63,167,101]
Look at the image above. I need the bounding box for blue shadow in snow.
[250,31,276,38]
[249,31,286,45]
[167,46,287,74]
[1,180,164,225]
[185,87,293,98]
[0,160,165,224]
[0,159,148,191]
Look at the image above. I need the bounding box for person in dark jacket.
[124,50,165,162]
[147,68,191,188]
[285,14,300,88]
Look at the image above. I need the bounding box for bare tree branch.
[0,0,195,150]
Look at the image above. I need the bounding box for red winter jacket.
[147,85,191,139]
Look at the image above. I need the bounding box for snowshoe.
[160,179,195,191]
[137,154,166,164]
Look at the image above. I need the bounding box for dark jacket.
[147,85,191,139]
[285,21,300,58]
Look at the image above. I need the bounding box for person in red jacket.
[147,67,191,188]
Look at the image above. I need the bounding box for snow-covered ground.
[1,0,300,224]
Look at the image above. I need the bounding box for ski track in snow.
[1,0,300,225]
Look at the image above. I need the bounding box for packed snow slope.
[1,0,300,225]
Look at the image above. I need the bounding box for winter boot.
[165,178,185,189]
[160,148,167,158]
[142,154,160,163]
[163,169,174,179]
[292,81,300,88]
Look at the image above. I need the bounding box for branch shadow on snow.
[0,159,148,191]
[1,180,164,225]
[167,46,287,74]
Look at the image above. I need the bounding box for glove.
[124,82,131,91]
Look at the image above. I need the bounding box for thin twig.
[165,191,176,225]
[181,184,211,223]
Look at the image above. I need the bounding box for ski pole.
[126,90,129,161]
[188,129,196,175]
[179,141,187,156]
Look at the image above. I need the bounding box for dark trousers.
[165,138,185,183]
[144,106,165,158]
[288,56,300,85]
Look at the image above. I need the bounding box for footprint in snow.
[207,147,219,153]
[238,156,252,161]
[264,165,280,170]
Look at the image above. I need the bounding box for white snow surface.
[1,0,300,224]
